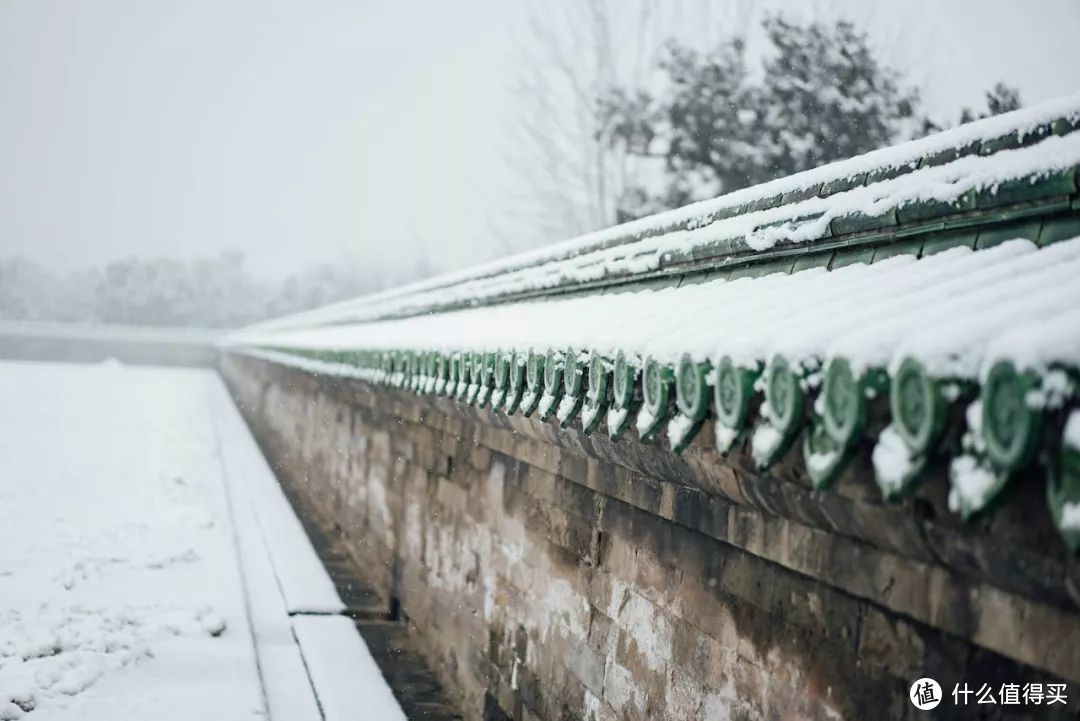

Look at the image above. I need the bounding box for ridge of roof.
[243,93,1080,335]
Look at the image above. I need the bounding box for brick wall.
[221,353,1080,721]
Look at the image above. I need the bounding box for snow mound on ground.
[0,605,226,714]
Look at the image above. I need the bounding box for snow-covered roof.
[244,93,1080,331]
[227,94,1080,551]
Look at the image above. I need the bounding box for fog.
[1,0,1078,285]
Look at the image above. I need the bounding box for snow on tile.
[1066,411,1080,452]
[235,235,1080,384]
[871,425,918,496]
[0,361,263,721]
[982,306,1080,377]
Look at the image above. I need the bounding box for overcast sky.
[1,0,1078,280]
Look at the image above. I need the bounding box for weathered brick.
[476,422,518,457]
[515,436,560,474]
[469,443,491,472]
[221,352,1080,721]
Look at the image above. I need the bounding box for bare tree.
[495,1,754,253]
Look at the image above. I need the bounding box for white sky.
[1,0,1078,280]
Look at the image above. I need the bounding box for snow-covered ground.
[0,361,263,720]
[0,359,406,721]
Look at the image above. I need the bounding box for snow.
[520,387,540,413]
[750,424,783,467]
[960,400,988,456]
[234,235,1080,388]
[713,422,740,454]
[207,381,327,721]
[983,306,1080,377]
[871,425,918,496]
[806,446,840,477]
[1061,503,1080,532]
[1025,369,1074,410]
[878,241,1080,377]
[556,393,580,424]
[635,408,657,436]
[291,616,407,721]
[538,392,559,419]
[606,406,631,437]
[209,373,405,721]
[0,361,263,721]
[215,393,344,615]
[243,93,1080,334]
[580,401,605,431]
[0,360,404,721]
[948,454,999,514]
[1066,411,1080,451]
[666,413,694,448]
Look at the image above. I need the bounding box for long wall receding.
[221,351,1080,721]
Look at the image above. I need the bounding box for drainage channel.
[280,493,464,721]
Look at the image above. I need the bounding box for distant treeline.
[0,252,418,329]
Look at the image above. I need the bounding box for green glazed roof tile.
[752,355,805,469]
[1038,215,1080,246]
[896,190,977,224]
[980,124,1052,155]
[671,354,711,452]
[608,276,682,295]
[870,237,924,262]
[675,271,715,288]
[944,200,1070,232]
[829,245,876,270]
[830,208,898,236]
[690,236,740,262]
[723,263,754,282]
[920,140,982,169]
[980,132,1021,155]
[976,167,1078,209]
[745,193,786,213]
[975,220,1043,249]
[980,132,1019,155]
[981,361,1043,472]
[920,230,978,256]
[658,247,696,266]
[754,216,796,232]
[895,221,945,239]
[866,161,919,183]
[727,257,796,281]
[780,184,821,206]
[707,206,738,222]
[790,251,833,273]
[803,420,853,490]
[819,173,867,198]
[1052,115,1080,137]
[728,202,753,218]
[752,213,829,242]
[1047,419,1080,552]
